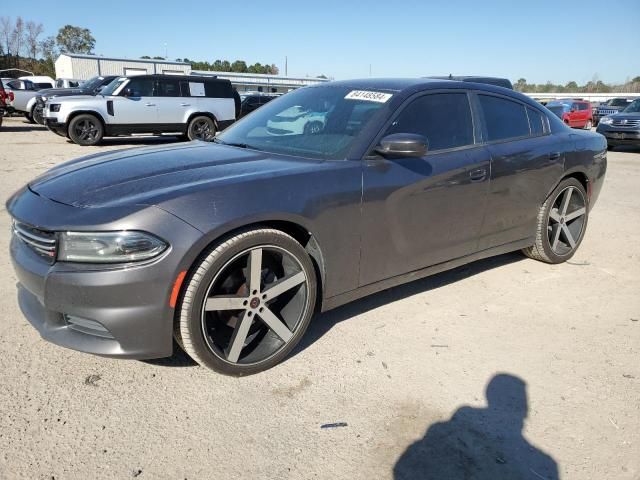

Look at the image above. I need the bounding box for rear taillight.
[8,91,14,102]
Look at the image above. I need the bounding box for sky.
[3,0,639,85]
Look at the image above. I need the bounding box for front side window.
[123,78,155,97]
[101,78,126,96]
[216,85,389,160]
[624,99,640,113]
[479,94,530,141]
[384,93,474,151]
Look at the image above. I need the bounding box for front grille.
[598,108,619,116]
[12,221,57,262]
[611,119,640,128]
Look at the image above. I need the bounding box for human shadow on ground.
[393,374,559,480]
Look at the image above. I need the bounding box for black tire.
[68,114,104,146]
[33,105,44,125]
[522,178,589,264]
[176,228,317,376]
[187,115,216,141]
[24,112,35,124]
[607,144,615,151]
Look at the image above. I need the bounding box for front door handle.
[469,168,487,182]
[549,152,561,160]
[145,103,156,107]
[180,103,191,107]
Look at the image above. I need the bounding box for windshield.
[216,86,390,160]
[82,76,104,91]
[100,77,126,96]
[623,99,640,113]
[546,105,567,117]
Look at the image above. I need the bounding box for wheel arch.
[66,110,107,132]
[186,112,219,130]
[174,217,327,317]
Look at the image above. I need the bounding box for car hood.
[609,112,640,120]
[29,142,321,208]
[37,87,88,97]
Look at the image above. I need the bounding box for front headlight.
[58,231,168,263]
[600,116,613,125]
[49,104,61,112]
[40,96,47,102]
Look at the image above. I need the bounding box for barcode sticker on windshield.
[345,90,393,103]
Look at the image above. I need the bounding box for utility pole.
[285,56,288,77]
[164,43,168,60]
[369,64,372,77]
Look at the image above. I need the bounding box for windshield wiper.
[213,138,253,149]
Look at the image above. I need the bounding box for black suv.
[596,98,640,150]
[33,75,118,124]
[239,93,278,118]
[594,97,634,126]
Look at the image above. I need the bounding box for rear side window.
[385,93,474,151]
[526,107,545,136]
[478,95,529,141]
[204,80,233,98]
[157,78,180,97]
[578,103,589,111]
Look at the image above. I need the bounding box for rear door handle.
[549,152,561,160]
[180,103,191,107]
[145,103,156,107]
[469,168,487,182]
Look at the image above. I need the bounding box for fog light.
[64,314,114,339]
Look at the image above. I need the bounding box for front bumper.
[44,118,67,136]
[8,188,203,359]
[596,124,640,146]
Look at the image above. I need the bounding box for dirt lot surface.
[0,117,638,480]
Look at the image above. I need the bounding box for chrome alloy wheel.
[547,186,587,256]
[200,246,310,365]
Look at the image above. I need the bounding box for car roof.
[120,74,231,83]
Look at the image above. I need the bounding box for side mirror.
[95,86,104,93]
[374,133,428,158]
[122,88,134,97]
[570,107,576,112]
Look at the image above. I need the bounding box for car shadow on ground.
[1,124,48,132]
[610,145,640,154]
[393,373,559,480]
[146,251,525,369]
[292,251,525,358]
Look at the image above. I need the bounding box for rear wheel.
[187,115,216,141]
[68,114,104,146]
[523,178,588,264]
[176,228,317,376]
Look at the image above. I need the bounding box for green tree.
[231,60,248,72]
[56,25,95,54]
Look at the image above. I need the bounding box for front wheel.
[24,111,35,124]
[33,105,44,125]
[187,115,216,141]
[68,114,104,146]
[176,228,317,375]
[522,178,588,264]
[584,120,592,130]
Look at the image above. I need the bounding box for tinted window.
[124,78,155,96]
[385,93,474,151]
[527,107,545,136]
[157,78,180,97]
[204,80,233,98]
[479,95,529,141]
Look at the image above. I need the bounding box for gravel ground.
[0,117,638,480]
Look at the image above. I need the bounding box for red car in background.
[0,80,14,128]
[546,99,593,129]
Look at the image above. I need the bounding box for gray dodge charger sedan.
[7,79,607,375]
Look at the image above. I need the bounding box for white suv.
[43,75,236,146]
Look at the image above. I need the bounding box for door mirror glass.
[122,88,134,97]
[375,133,428,158]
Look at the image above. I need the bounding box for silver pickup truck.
[2,76,55,122]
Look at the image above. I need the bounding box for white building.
[55,54,191,80]
[191,70,329,94]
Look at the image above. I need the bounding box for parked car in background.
[7,78,607,375]
[3,76,55,122]
[594,97,634,126]
[55,78,83,89]
[33,75,119,124]
[0,80,9,128]
[43,74,236,145]
[239,93,278,118]
[596,98,640,150]
[546,99,593,129]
